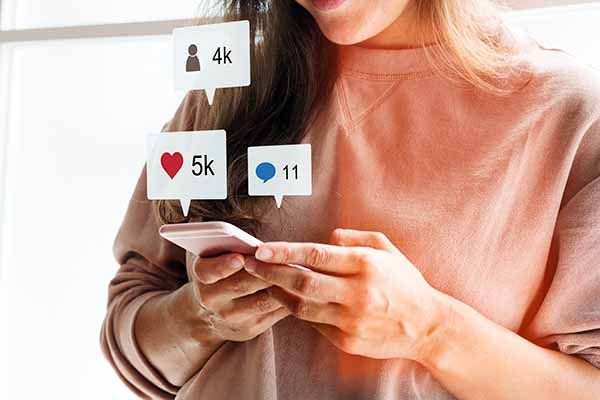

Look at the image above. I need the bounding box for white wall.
[0,2,599,399]
[0,35,184,399]
[0,0,199,29]
[0,3,189,399]
[506,3,600,68]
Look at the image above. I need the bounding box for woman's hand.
[243,229,446,361]
[135,253,289,388]
[185,253,291,342]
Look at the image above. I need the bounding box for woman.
[101,0,600,399]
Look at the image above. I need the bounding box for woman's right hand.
[135,252,288,387]
[187,253,290,342]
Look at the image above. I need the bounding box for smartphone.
[159,221,262,257]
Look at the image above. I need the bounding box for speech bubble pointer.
[274,195,284,209]
[180,198,192,217]
[205,88,216,106]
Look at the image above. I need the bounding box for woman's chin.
[317,22,373,45]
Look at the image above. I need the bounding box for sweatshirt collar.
[338,43,437,77]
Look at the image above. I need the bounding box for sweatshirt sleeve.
[525,117,600,368]
[100,92,202,399]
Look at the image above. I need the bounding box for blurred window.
[0,1,598,399]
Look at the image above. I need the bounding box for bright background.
[0,1,599,399]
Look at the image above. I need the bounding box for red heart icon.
[161,152,184,179]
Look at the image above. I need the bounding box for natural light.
[0,1,599,399]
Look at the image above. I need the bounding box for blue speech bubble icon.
[256,162,276,183]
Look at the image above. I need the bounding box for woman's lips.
[310,0,347,11]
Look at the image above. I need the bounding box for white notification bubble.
[147,131,227,216]
[247,144,312,208]
[173,21,251,105]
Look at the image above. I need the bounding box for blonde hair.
[417,0,520,94]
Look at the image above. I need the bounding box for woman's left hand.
[244,228,447,361]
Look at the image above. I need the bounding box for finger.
[312,323,400,359]
[250,307,290,336]
[197,270,271,307]
[268,286,354,329]
[193,253,245,284]
[330,229,399,254]
[245,258,353,303]
[311,323,365,356]
[226,307,290,343]
[218,290,282,322]
[255,242,370,275]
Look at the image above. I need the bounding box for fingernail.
[229,255,243,269]
[256,247,274,261]
[244,257,257,272]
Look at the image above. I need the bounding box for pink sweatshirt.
[101,29,600,399]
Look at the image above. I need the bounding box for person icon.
[186,44,201,72]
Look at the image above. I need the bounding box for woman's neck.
[357,5,433,50]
